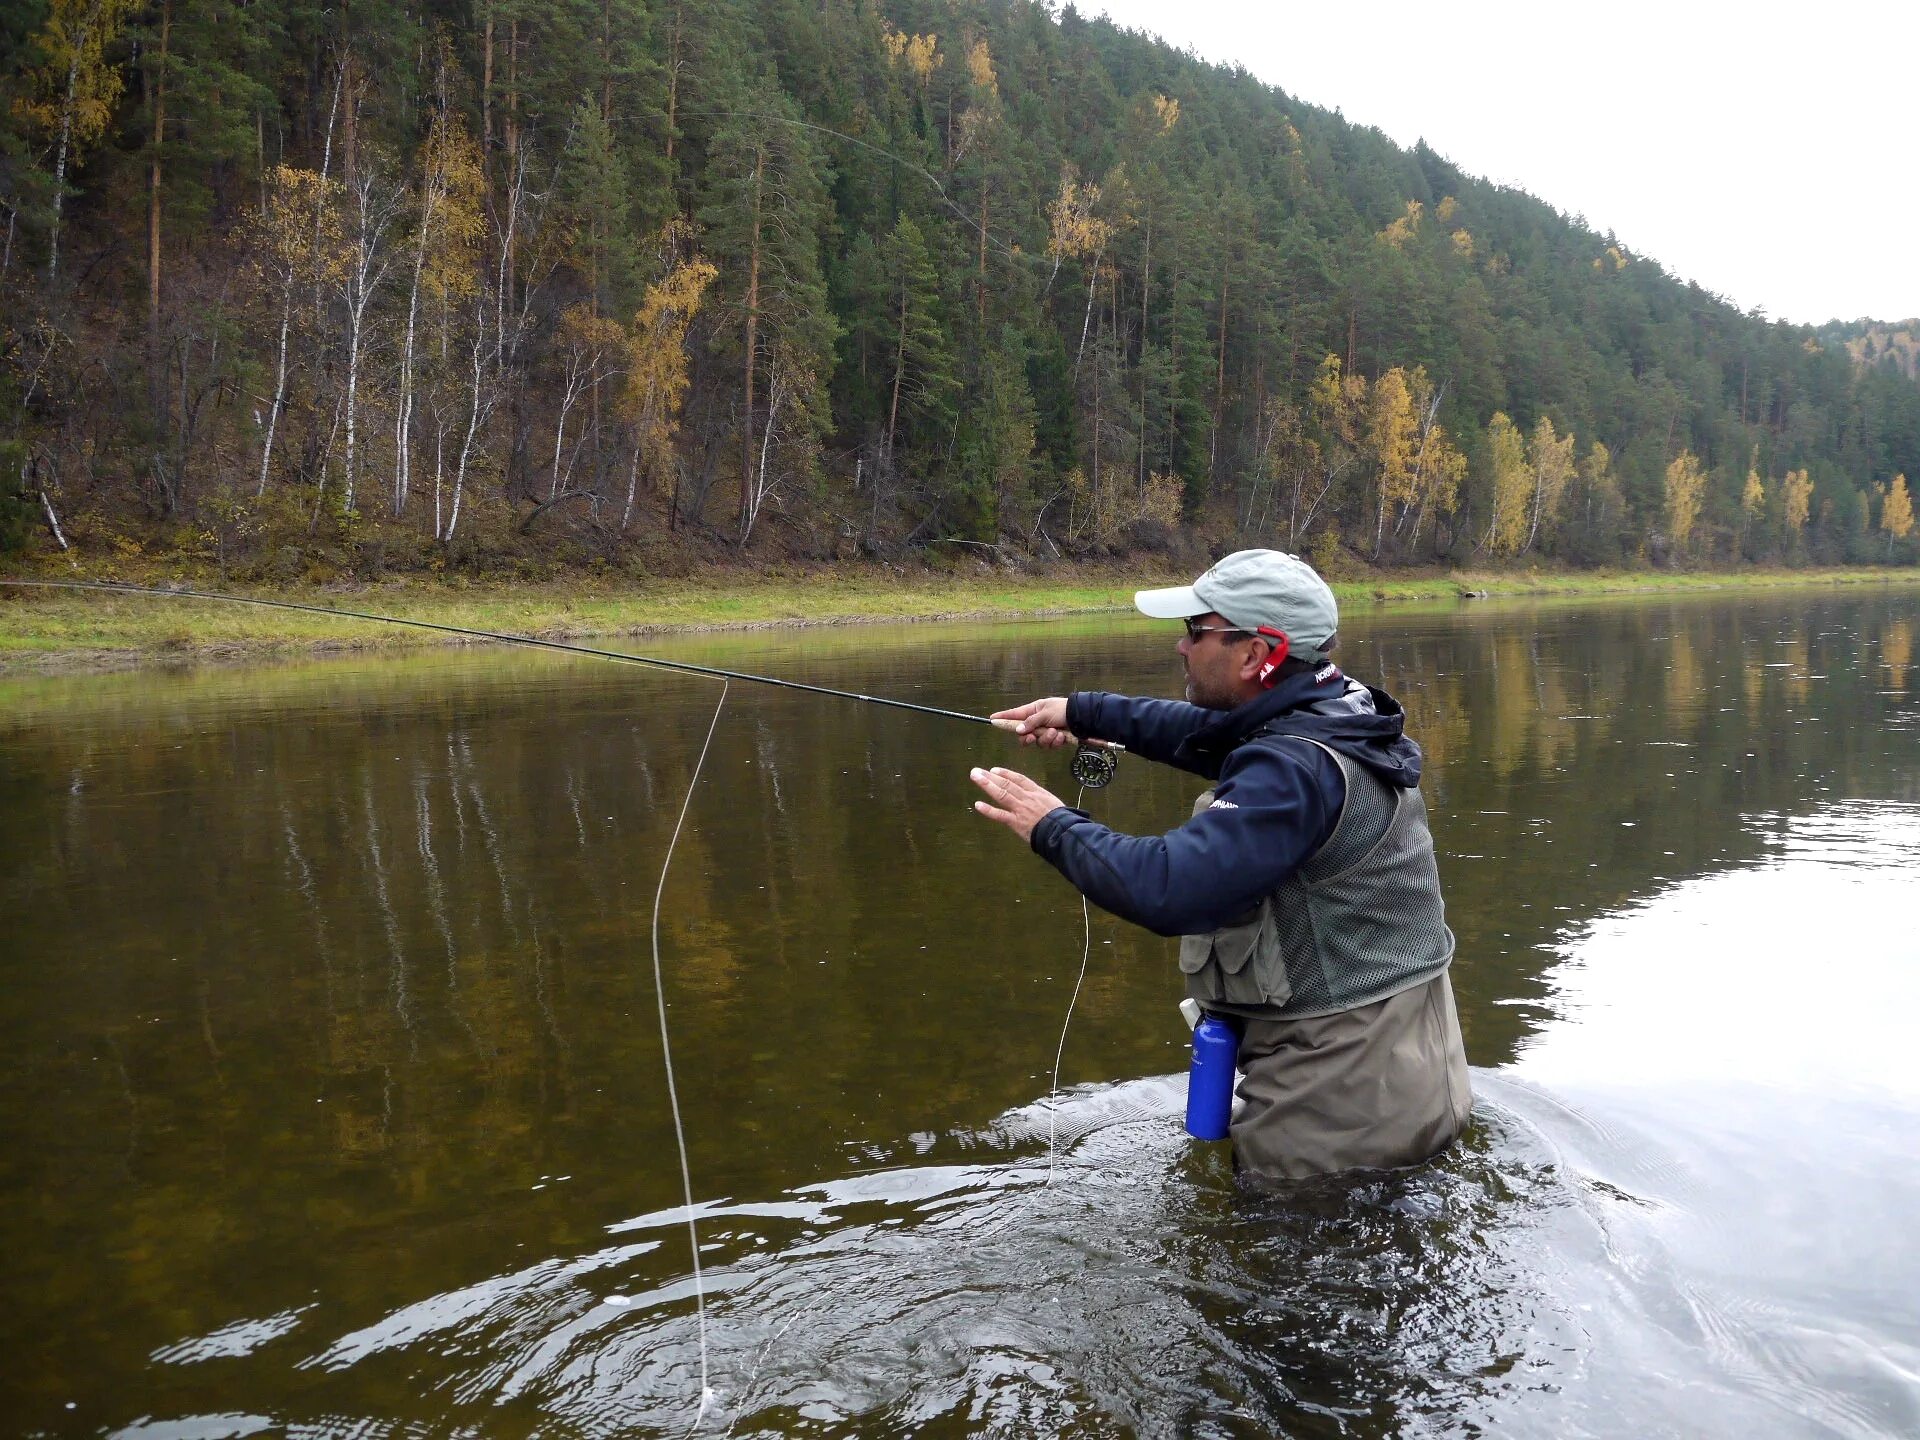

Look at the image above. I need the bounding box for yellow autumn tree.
[394,110,486,517]
[1377,199,1423,249]
[14,0,138,281]
[1484,412,1530,555]
[1368,367,1417,557]
[1045,170,1115,276]
[1525,415,1576,553]
[1741,459,1765,517]
[246,164,345,496]
[1308,353,1368,453]
[623,229,717,531]
[966,36,997,95]
[1664,450,1707,557]
[417,113,487,311]
[1045,165,1132,380]
[1740,451,1765,553]
[1782,467,1814,552]
[1883,473,1915,556]
[881,23,942,89]
[1405,377,1466,554]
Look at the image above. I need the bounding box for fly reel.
[1070,744,1120,789]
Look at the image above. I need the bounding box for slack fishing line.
[0,580,1124,785]
[1046,778,1093,1184]
[9,575,1120,1424]
[653,680,727,1428]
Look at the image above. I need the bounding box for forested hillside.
[3,0,1917,575]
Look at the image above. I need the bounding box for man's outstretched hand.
[970,766,1067,844]
[991,696,1073,749]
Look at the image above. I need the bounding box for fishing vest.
[1179,737,1454,1021]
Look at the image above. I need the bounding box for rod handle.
[991,716,1079,743]
[989,717,1120,751]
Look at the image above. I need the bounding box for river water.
[2,588,1917,1438]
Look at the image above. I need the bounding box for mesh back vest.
[1179,737,1454,1020]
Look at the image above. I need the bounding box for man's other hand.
[970,766,1067,843]
[991,697,1072,749]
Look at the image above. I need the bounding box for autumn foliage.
[0,0,1914,573]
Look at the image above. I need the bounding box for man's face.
[1178,612,1254,709]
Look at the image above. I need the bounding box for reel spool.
[1070,744,1120,789]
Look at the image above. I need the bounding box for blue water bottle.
[1185,1013,1237,1141]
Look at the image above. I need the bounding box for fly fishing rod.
[1,578,1125,786]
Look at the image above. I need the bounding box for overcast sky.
[1081,0,1917,326]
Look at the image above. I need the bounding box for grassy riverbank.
[3,562,1918,673]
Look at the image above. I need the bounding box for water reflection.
[2,588,1918,1435]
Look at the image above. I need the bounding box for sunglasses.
[1183,616,1252,641]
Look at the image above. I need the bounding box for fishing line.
[15,575,1123,1378]
[0,581,1122,778]
[1045,778,1092,1182]
[652,680,728,1429]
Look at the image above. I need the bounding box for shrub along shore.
[4,562,1918,676]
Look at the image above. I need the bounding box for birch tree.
[545,303,625,503]
[15,0,135,285]
[394,110,484,518]
[247,165,343,496]
[1778,466,1814,563]
[1664,449,1707,558]
[1881,473,1913,557]
[1368,366,1416,558]
[1740,451,1765,556]
[1523,415,1576,554]
[1484,412,1530,556]
[336,160,402,515]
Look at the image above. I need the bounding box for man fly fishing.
[970,549,1471,1180]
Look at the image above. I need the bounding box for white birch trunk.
[740,368,785,548]
[446,294,491,543]
[395,237,425,515]
[45,1,96,286]
[343,309,361,513]
[621,439,642,533]
[256,284,292,496]
[549,396,570,500]
[310,66,343,327]
[41,488,70,550]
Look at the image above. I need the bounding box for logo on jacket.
[1208,798,1239,810]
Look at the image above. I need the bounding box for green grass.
[3,562,1917,673]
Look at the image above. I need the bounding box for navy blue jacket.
[1028,666,1425,937]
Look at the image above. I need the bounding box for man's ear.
[1237,637,1274,683]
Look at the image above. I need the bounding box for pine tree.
[697,80,835,542]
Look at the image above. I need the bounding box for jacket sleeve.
[1028,738,1344,936]
[1065,691,1220,776]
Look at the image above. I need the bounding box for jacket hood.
[1173,665,1425,787]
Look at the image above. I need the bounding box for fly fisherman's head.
[1134,549,1339,708]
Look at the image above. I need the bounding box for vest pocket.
[1178,900,1293,1009]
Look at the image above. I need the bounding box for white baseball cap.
[1135,549,1339,660]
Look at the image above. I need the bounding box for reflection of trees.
[1882,617,1912,690]
[5,600,1917,1403]
[1358,595,1920,1063]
